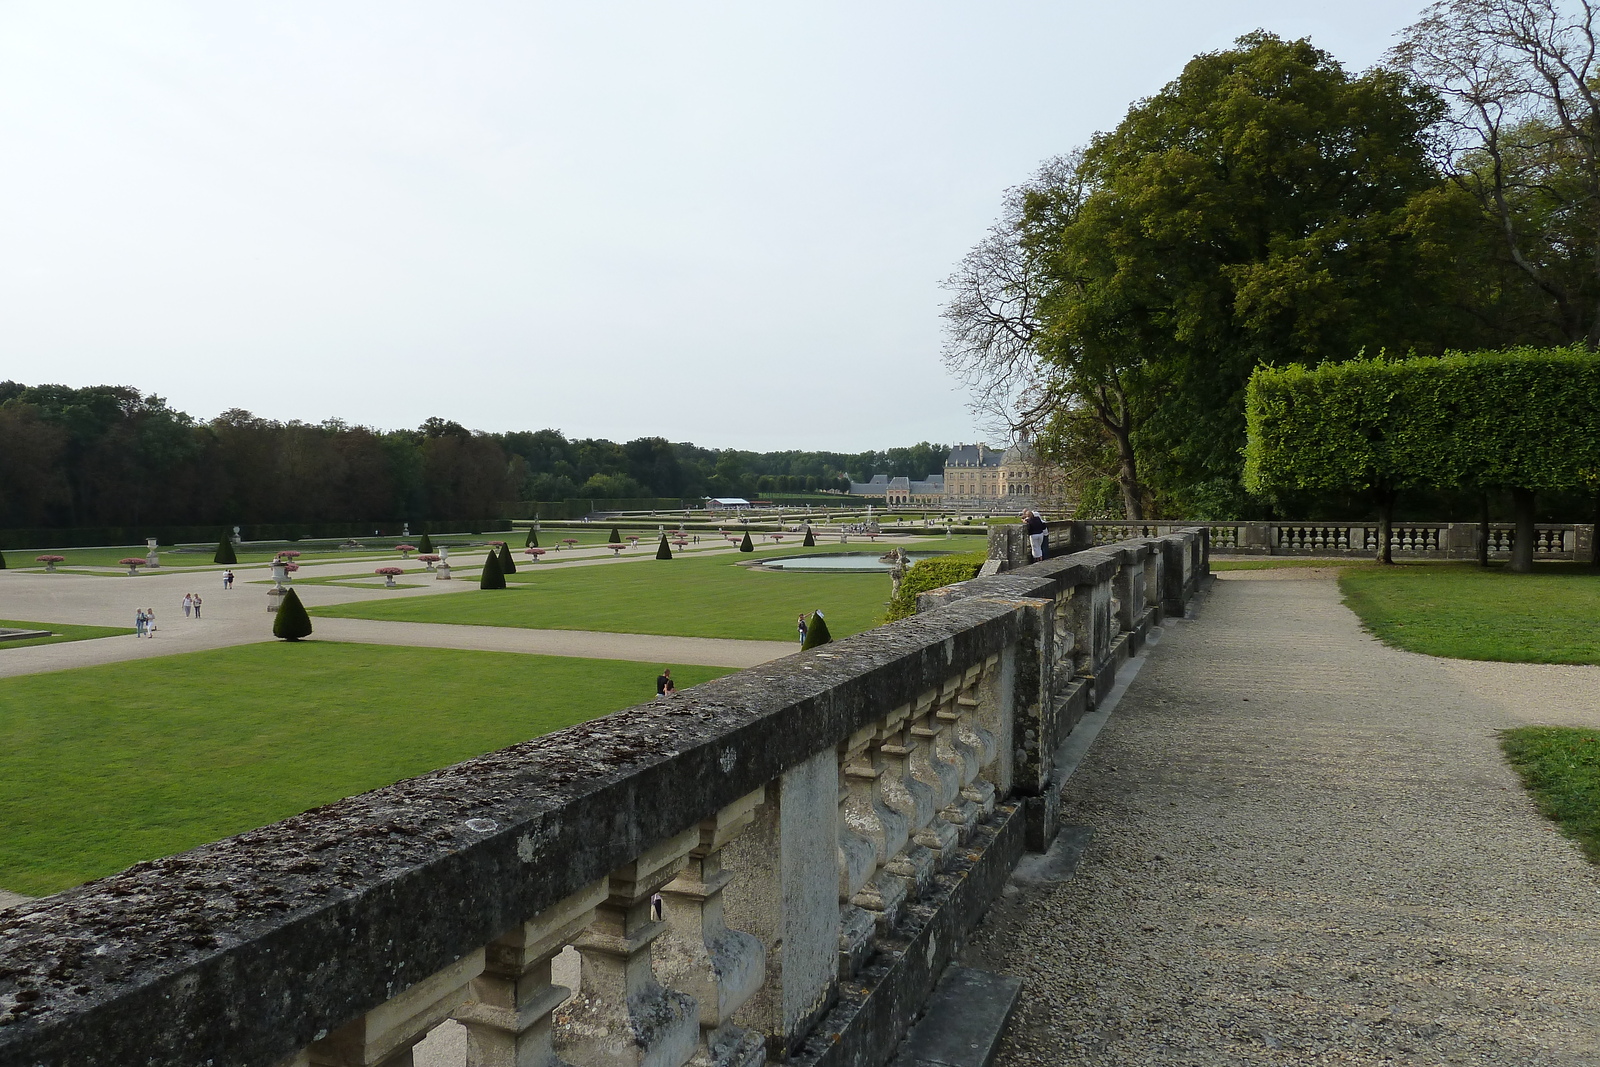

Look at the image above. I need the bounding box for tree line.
[0,381,948,529]
[944,2,1600,520]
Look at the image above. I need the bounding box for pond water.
[759,552,950,573]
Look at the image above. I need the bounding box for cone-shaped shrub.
[480,550,506,589]
[739,530,754,552]
[272,588,313,641]
[656,534,673,560]
[213,535,237,565]
[418,532,434,554]
[800,611,832,650]
[608,526,623,544]
[802,527,815,547]
[0,546,7,570]
[497,542,517,574]
[525,527,539,548]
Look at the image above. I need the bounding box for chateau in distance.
[849,440,1062,510]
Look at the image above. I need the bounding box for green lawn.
[0,643,731,895]
[312,542,930,641]
[1501,727,1600,864]
[1339,563,1600,664]
[0,618,134,649]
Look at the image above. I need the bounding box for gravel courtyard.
[969,572,1600,1065]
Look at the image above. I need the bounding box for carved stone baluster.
[455,879,609,1067]
[905,690,964,861]
[868,705,939,905]
[949,662,997,820]
[307,951,487,1067]
[555,828,702,1067]
[838,724,909,936]
[655,789,768,1067]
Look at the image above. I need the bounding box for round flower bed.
[524,548,547,561]
[375,565,405,588]
[417,553,442,570]
[35,554,64,572]
[118,557,147,576]
[394,544,417,558]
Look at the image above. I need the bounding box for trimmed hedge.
[0,519,511,551]
[272,588,313,641]
[656,534,673,560]
[800,610,833,650]
[213,536,237,565]
[497,542,516,574]
[739,531,754,552]
[1245,348,1600,496]
[802,527,816,547]
[480,551,506,590]
[885,551,986,622]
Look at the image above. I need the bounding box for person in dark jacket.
[1023,508,1048,562]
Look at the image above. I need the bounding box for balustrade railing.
[997,519,1594,562]
[0,532,1209,1067]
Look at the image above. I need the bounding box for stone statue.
[880,546,910,600]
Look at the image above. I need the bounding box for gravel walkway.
[969,574,1600,1065]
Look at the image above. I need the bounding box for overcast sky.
[1,1,1421,451]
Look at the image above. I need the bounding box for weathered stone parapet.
[0,531,1208,1067]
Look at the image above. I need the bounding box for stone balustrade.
[0,530,1207,1067]
[989,519,1595,564]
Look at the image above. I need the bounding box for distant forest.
[0,383,950,528]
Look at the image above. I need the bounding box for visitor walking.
[1023,508,1048,562]
[797,613,808,646]
[145,608,157,636]
[182,593,193,618]
[192,594,202,619]
[656,668,675,699]
[135,608,147,637]
[223,570,234,590]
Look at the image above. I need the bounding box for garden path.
[972,573,1600,1066]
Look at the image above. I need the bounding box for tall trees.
[946,33,1488,517]
[1391,0,1600,345]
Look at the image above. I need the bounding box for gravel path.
[969,574,1600,1066]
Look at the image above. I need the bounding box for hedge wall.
[1244,347,1600,497]
[0,519,512,551]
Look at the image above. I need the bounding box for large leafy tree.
[947,33,1489,517]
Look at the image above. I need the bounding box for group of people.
[182,593,205,618]
[133,607,159,637]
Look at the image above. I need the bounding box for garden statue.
[145,538,160,569]
[880,546,910,600]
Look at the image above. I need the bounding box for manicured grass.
[0,643,731,895]
[312,542,931,641]
[1501,727,1600,864]
[1339,563,1600,664]
[0,618,134,649]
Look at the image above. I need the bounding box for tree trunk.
[1376,486,1396,565]
[1477,491,1490,569]
[1509,486,1536,574]
[1111,425,1143,520]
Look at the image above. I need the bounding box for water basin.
[758,552,952,573]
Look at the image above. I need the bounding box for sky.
[0,1,1425,451]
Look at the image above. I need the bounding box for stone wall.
[0,531,1207,1067]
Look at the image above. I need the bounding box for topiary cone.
[656,534,673,560]
[214,534,237,565]
[608,526,623,544]
[525,527,538,548]
[272,588,313,641]
[0,545,7,570]
[739,530,754,552]
[418,532,434,554]
[802,526,815,547]
[800,611,832,650]
[480,549,506,589]
[498,542,517,574]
